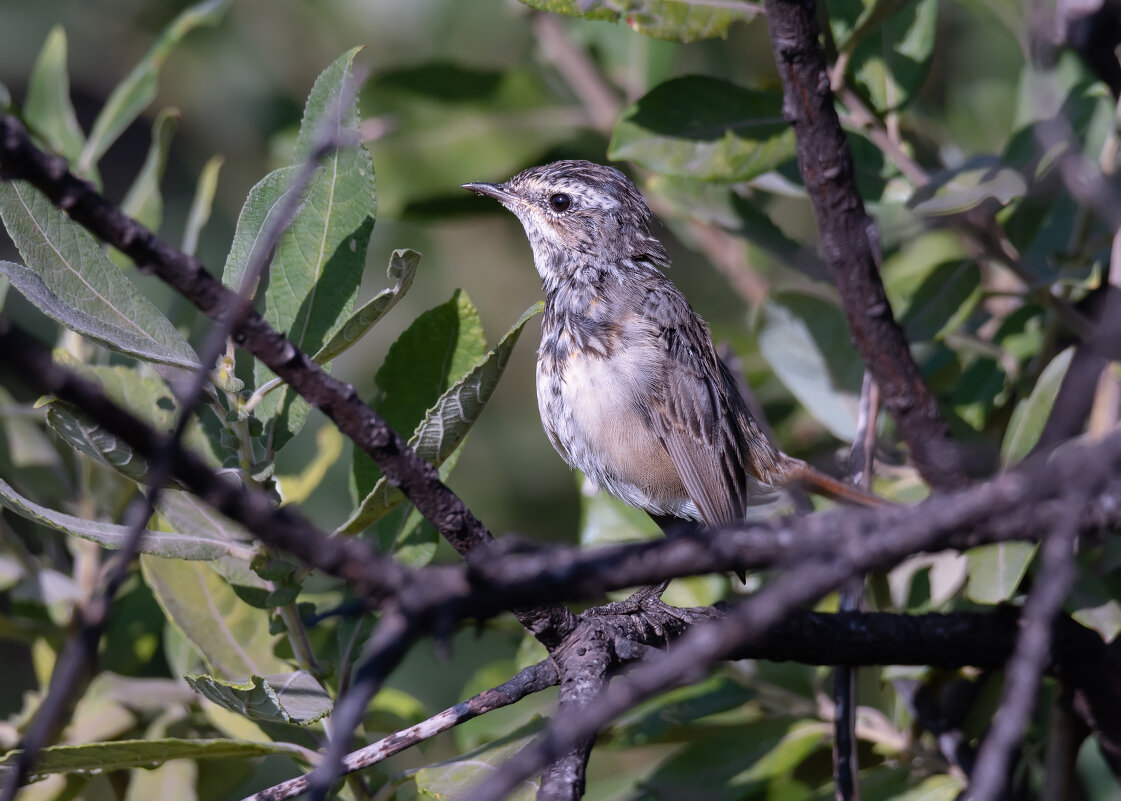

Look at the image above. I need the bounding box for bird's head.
[463,160,668,288]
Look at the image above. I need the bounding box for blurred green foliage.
[0,0,1119,799]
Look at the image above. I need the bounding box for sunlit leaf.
[1001,346,1074,466]
[341,299,540,535]
[276,425,344,505]
[254,48,376,453]
[186,671,331,726]
[78,0,231,175]
[519,0,757,42]
[965,542,1037,604]
[0,183,199,368]
[24,26,85,165]
[610,77,794,182]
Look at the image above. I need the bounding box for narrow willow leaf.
[78,0,231,174]
[0,738,306,778]
[0,183,199,368]
[254,48,376,453]
[757,290,864,441]
[518,0,756,42]
[120,108,180,231]
[185,671,331,726]
[140,556,289,680]
[965,542,1037,604]
[312,248,420,364]
[42,365,225,482]
[0,478,245,560]
[339,301,541,534]
[1001,346,1074,466]
[610,77,795,181]
[182,155,223,256]
[24,26,86,164]
[350,289,487,502]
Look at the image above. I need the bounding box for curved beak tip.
[462,181,507,200]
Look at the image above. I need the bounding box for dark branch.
[763,0,967,489]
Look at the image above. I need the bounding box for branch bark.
[763,0,967,489]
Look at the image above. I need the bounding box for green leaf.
[78,0,231,175]
[140,556,289,679]
[0,183,199,368]
[155,490,256,559]
[579,483,661,548]
[350,289,487,503]
[1071,599,1121,643]
[908,157,1027,216]
[1001,346,1074,466]
[835,0,938,113]
[518,0,757,42]
[610,675,755,747]
[254,48,376,453]
[757,290,865,441]
[312,249,420,364]
[341,299,539,534]
[221,165,307,292]
[42,366,225,482]
[0,478,247,561]
[414,719,543,801]
[643,719,826,796]
[0,738,306,779]
[610,77,795,182]
[120,108,180,232]
[185,671,331,726]
[965,542,1037,604]
[882,230,980,343]
[890,775,966,801]
[182,155,223,257]
[24,26,86,165]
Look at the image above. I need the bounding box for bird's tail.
[782,459,887,507]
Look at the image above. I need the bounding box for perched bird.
[464,161,880,564]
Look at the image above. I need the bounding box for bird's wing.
[641,285,767,527]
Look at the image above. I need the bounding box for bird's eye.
[548,193,572,212]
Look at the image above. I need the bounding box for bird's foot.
[585,581,689,622]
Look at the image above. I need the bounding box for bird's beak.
[462,181,517,204]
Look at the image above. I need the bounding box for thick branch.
[764,0,966,489]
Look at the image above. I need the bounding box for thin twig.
[966,506,1083,801]
[245,660,559,801]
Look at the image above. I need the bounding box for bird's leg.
[585,514,686,618]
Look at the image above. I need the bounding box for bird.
[463,160,881,588]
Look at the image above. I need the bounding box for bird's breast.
[536,321,695,518]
